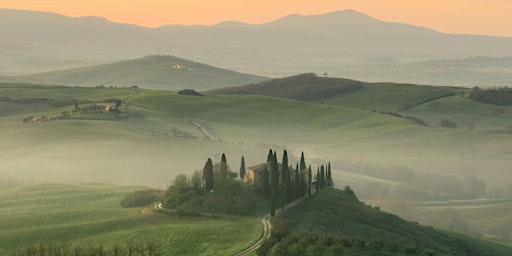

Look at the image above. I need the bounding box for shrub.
[440,119,457,128]
[120,190,163,208]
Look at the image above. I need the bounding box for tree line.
[251,149,332,216]
[470,86,512,105]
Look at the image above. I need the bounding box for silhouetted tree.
[270,151,279,216]
[307,166,312,197]
[294,163,300,200]
[262,165,271,199]
[281,150,291,207]
[239,156,246,180]
[300,152,306,172]
[327,162,333,188]
[220,153,228,180]
[203,158,214,192]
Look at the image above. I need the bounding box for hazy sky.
[2,0,512,36]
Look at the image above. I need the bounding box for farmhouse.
[244,163,296,185]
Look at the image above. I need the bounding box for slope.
[208,73,363,101]
[318,82,456,112]
[26,55,268,90]
[0,183,261,255]
[271,189,511,255]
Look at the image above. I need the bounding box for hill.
[208,73,363,101]
[25,55,269,90]
[0,183,261,255]
[265,189,512,255]
[209,73,457,112]
[2,8,512,86]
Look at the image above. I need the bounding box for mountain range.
[2,8,512,86]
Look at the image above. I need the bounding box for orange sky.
[2,0,512,36]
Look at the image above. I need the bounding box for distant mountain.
[25,55,268,90]
[2,8,512,85]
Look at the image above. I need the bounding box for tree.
[191,170,202,193]
[270,152,279,216]
[294,163,300,200]
[300,152,306,172]
[326,162,332,188]
[281,150,291,207]
[239,156,246,180]
[220,153,228,180]
[307,166,312,197]
[319,165,325,190]
[203,158,214,192]
[262,165,270,199]
[315,168,320,194]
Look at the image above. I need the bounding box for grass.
[421,200,512,243]
[273,189,512,256]
[317,82,454,112]
[0,183,262,255]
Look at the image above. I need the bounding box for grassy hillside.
[268,189,512,255]
[25,55,268,90]
[208,73,362,101]
[318,82,456,112]
[0,183,262,255]
[2,82,512,189]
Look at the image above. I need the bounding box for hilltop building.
[244,163,296,185]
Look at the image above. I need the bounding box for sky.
[2,0,512,37]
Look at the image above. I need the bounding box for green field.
[0,183,261,255]
[317,82,455,112]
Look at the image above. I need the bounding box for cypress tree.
[320,165,325,190]
[327,162,332,188]
[262,165,270,199]
[239,156,246,180]
[315,168,320,194]
[203,158,214,192]
[294,163,300,200]
[267,149,273,163]
[270,152,279,216]
[220,153,228,180]
[300,152,306,172]
[281,150,291,208]
[307,165,312,197]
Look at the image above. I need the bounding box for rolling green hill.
[0,183,261,255]
[2,82,512,254]
[24,55,268,90]
[208,73,363,101]
[268,189,512,256]
[2,81,511,188]
[317,82,456,112]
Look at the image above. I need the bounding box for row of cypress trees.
[201,150,333,216]
[256,149,332,216]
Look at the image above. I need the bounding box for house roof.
[247,162,296,173]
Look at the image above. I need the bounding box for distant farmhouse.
[245,163,296,185]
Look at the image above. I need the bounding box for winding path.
[233,216,271,256]
[154,198,305,256]
[233,197,305,255]
[187,118,219,141]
